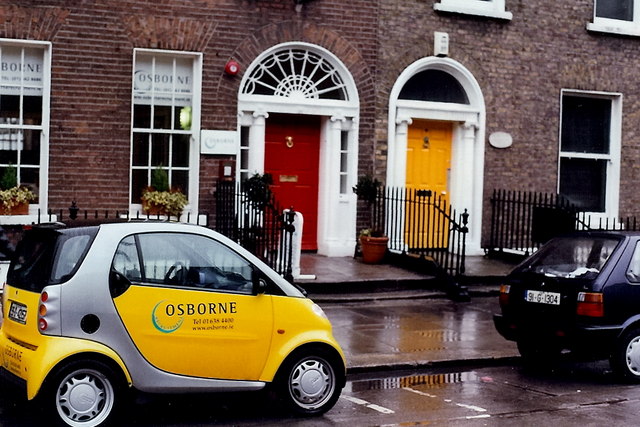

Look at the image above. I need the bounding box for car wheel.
[275,348,344,416]
[611,327,640,382]
[44,360,122,427]
[517,339,560,367]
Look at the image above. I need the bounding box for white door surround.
[387,57,486,255]
[238,42,360,256]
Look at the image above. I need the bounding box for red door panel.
[265,114,321,251]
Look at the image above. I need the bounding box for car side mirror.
[252,270,268,295]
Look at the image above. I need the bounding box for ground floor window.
[558,91,621,215]
[131,49,201,207]
[0,40,50,210]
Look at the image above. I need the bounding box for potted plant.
[353,175,388,264]
[141,166,188,217]
[0,165,36,215]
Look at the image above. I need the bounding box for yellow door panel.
[114,286,273,380]
[406,120,452,249]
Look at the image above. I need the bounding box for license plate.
[525,290,560,305]
[8,301,27,324]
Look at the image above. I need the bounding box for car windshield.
[519,235,621,279]
[8,226,98,292]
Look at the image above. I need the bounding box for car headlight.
[312,303,327,319]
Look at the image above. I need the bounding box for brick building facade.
[1,0,639,255]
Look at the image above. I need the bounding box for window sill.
[587,22,640,37]
[434,3,513,21]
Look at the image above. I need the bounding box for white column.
[248,110,268,175]
[460,120,483,255]
[318,115,349,256]
[392,116,412,187]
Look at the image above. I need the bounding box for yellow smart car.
[0,222,346,426]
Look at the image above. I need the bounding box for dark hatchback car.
[494,231,640,380]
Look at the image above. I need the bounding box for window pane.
[153,105,172,129]
[172,134,189,167]
[113,236,142,282]
[561,96,610,154]
[132,133,149,166]
[559,158,606,212]
[21,129,40,165]
[151,133,169,166]
[596,0,633,21]
[0,129,18,164]
[175,105,192,130]
[133,105,151,128]
[0,93,19,123]
[23,96,42,125]
[131,169,147,202]
[20,167,39,200]
[171,170,188,193]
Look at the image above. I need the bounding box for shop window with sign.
[588,0,640,36]
[558,92,621,217]
[131,50,201,210]
[434,0,512,20]
[0,41,50,213]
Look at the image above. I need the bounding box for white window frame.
[588,0,640,37]
[434,0,512,20]
[0,38,51,219]
[130,48,202,214]
[557,89,621,222]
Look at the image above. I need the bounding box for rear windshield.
[7,226,98,292]
[518,235,621,279]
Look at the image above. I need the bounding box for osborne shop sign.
[134,55,193,106]
[0,47,44,96]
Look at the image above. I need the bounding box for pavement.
[295,253,522,373]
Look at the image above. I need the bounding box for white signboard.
[201,130,238,155]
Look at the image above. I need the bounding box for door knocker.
[423,136,430,149]
[285,136,294,148]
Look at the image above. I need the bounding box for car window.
[521,236,619,279]
[8,226,98,291]
[127,232,254,294]
[112,235,142,282]
[627,241,640,283]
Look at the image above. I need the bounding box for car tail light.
[39,291,49,332]
[499,284,510,307]
[576,292,604,317]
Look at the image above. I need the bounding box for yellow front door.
[405,120,452,249]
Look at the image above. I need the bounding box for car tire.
[517,339,560,367]
[274,348,344,416]
[611,327,640,382]
[42,360,123,427]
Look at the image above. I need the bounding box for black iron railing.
[215,181,295,282]
[488,189,640,257]
[372,186,469,278]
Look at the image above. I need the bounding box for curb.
[346,355,521,375]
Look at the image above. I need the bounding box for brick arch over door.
[216,21,375,121]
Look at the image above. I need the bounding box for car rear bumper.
[494,313,623,354]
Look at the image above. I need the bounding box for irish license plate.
[525,290,560,305]
[8,301,27,324]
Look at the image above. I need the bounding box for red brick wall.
[0,0,378,215]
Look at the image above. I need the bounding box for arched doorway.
[238,43,360,256]
[387,57,486,255]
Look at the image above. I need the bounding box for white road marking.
[342,395,396,414]
[403,387,489,416]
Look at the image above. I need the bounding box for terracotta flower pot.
[359,235,389,264]
[3,202,28,215]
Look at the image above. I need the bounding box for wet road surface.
[3,360,640,426]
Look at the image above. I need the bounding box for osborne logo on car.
[151,300,238,333]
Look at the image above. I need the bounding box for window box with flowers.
[0,165,36,215]
[141,166,188,217]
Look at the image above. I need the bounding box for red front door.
[265,114,321,251]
